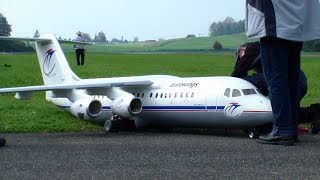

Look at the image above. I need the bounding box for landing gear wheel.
[0,138,6,147]
[104,120,113,132]
[248,128,260,139]
[104,115,121,133]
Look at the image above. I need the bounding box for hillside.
[61,33,254,53]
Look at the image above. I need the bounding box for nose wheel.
[0,137,6,147]
[247,128,260,139]
[104,115,121,133]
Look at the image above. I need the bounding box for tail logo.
[43,49,56,76]
[224,102,243,118]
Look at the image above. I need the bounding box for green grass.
[0,52,319,132]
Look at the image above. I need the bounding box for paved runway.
[0,130,320,179]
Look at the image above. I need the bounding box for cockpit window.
[232,89,241,97]
[242,89,257,95]
[224,88,231,97]
[255,88,262,94]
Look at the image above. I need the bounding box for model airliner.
[0,34,273,138]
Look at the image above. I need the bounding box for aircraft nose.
[244,95,272,112]
[258,96,272,112]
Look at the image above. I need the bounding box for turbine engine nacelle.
[70,99,102,119]
[111,96,142,118]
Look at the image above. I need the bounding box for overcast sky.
[1,0,245,41]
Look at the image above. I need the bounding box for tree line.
[209,17,245,36]
[0,13,33,52]
[209,17,320,52]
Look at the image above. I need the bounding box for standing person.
[74,31,86,66]
[245,0,320,145]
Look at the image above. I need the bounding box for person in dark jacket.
[231,41,320,136]
[245,0,320,145]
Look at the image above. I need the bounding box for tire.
[0,138,6,147]
[248,128,259,139]
[104,120,113,132]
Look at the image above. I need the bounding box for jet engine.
[70,99,102,119]
[111,96,142,118]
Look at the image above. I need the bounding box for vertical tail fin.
[35,34,80,85]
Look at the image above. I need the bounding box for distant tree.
[0,13,12,36]
[111,38,121,43]
[33,30,40,38]
[0,13,33,52]
[94,31,107,43]
[209,17,245,36]
[213,41,223,50]
[133,37,139,42]
[81,33,92,42]
[303,39,320,52]
[158,38,166,42]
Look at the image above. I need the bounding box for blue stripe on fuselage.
[58,105,224,111]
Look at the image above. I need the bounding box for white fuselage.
[51,75,273,129]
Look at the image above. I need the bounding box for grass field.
[0,52,319,132]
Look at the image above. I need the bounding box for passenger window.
[242,89,257,95]
[142,93,144,98]
[150,93,153,98]
[191,92,194,98]
[174,92,178,98]
[137,93,140,97]
[155,93,158,98]
[160,93,163,98]
[180,92,183,98]
[224,88,230,97]
[169,93,172,98]
[232,89,241,97]
[186,92,189,98]
[165,93,167,98]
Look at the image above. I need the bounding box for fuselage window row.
[134,92,195,99]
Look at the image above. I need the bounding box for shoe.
[258,132,295,146]
[310,103,320,134]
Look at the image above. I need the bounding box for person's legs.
[260,37,299,138]
[75,49,81,65]
[288,41,303,130]
[80,49,85,65]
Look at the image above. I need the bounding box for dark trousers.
[76,49,85,65]
[242,72,311,124]
[260,37,303,136]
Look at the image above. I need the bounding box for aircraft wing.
[0,80,153,93]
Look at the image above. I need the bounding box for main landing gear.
[247,128,260,139]
[0,137,6,147]
[246,124,272,139]
[104,115,136,133]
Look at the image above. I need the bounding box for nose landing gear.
[104,115,136,133]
